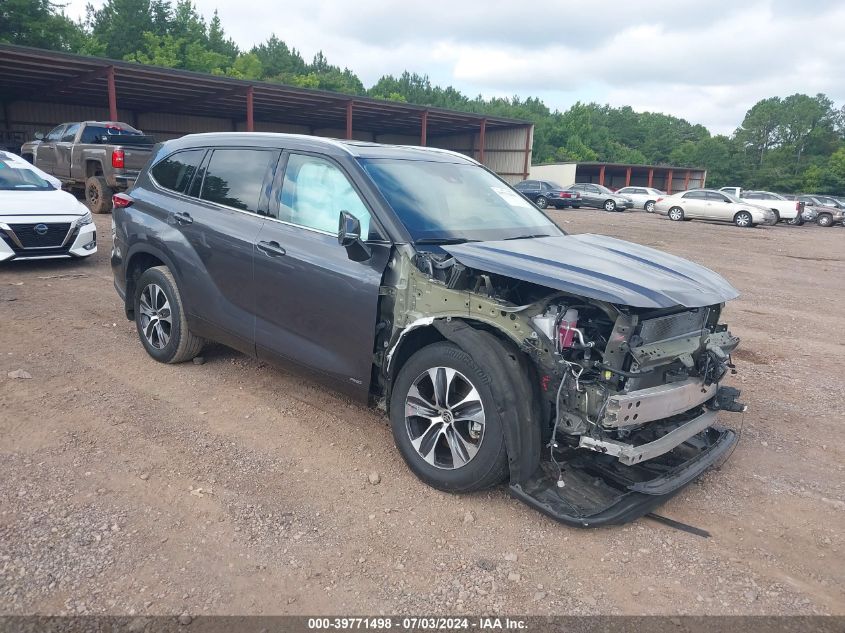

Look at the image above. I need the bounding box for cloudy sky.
[64,0,845,135]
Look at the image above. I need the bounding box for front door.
[55,123,80,180]
[35,125,65,175]
[252,151,390,400]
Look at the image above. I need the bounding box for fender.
[123,242,183,314]
[433,319,542,485]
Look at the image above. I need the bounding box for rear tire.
[668,207,684,221]
[535,196,548,209]
[85,176,113,214]
[134,266,205,364]
[389,342,509,493]
[645,201,656,213]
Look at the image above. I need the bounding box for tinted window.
[200,149,277,213]
[45,125,65,141]
[683,191,707,200]
[743,192,761,199]
[61,123,80,142]
[518,181,540,191]
[706,192,729,202]
[80,124,144,144]
[151,149,206,194]
[279,153,372,236]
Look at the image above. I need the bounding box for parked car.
[20,121,155,214]
[615,186,665,213]
[513,179,581,209]
[111,133,746,527]
[795,195,845,227]
[737,190,805,225]
[565,183,633,212]
[0,150,96,261]
[655,189,776,227]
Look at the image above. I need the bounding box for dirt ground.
[1,209,843,617]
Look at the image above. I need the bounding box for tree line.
[3,0,844,193]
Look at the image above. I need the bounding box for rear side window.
[200,149,277,213]
[80,125,143,143]
[683,191,706,199]
[706,192,729,202]
[151,150,205,194]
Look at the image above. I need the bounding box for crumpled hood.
[443,234,739,308]
[0,190,86,217]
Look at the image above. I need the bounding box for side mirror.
[337,210,371,261]
[34,132,44,140]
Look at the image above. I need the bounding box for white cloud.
[64,0,845,134]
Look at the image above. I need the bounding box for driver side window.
[45,125,65,142]
[279,154,373,238]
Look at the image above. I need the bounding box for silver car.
[654,189,776,227]
[615,186,665,213]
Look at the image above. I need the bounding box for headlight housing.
[76,210,93,227]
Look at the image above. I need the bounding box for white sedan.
[0,151,97,262]
[654,189,776,228]
[615,186,665,213]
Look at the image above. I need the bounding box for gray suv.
[565,183,633,212]
[111,133,746,527]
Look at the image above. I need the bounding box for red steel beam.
[479,118,487,163]
[346,100,354,140]
[598,164,606,187]
[701,170,707,189]
[647,168,654,188]
[246,85,254,132]
[107,66,117,121]
[420,110,428,146]
[625,166,632,187]
[683,170,691,190]
[666,169,674,194]
[522,124,532,180]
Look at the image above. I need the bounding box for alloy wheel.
[404,367,485,470]
[604,200,616,212]
[138,283,172,349]
[645,201,655,213]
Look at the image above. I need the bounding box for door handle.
[257,240,286,257]
[173,211,193,225]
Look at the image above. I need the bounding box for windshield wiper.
[503,233,552,240]
[414,237,480,245]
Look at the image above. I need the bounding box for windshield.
[722,192,743,203]
[360,159,562,243]
[0,161,54,191]
[595,184,615,194]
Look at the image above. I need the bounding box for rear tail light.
[111,149,125,169]
[656,197,664,203]
[112,193,133,208]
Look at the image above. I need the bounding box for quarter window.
[279,153,372,237]
[151,150,206,194]
[61,124,80,142]
[200,149,277,213]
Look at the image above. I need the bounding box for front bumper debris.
[510,426,736,528]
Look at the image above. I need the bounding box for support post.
[107,66,117,121]
[701,170,707,189]
[647,168,654,188]
[683,170,691,190]
[246,86,254,132]
[625,166,632,187]
[420,110,428,146]
[522,124,532,180]
[346,101,353,140]
[479,118,487,164]
[666,169,674,195]
[598,164,606,187]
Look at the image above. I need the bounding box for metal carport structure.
[0,44,533,182]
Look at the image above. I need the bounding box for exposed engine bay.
[376,244,745,526]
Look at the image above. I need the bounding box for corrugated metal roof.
[0,44,529,137]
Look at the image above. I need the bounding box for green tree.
[0,0,87,51]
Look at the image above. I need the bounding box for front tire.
[389,342,508,493]
[668,207,684,221]
[817,213,833,227]
[770,209,780,223]
[134,266,205,364]
[734,211,753,227]
[85,176,113,214]
[645,201,656,213]
[603,199,617,212]
[535,196,548,209]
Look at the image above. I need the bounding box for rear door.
[252,151,391,399]
[680,191,708,217]
[54,123,80,180]
[149,146,278,353]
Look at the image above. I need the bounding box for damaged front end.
[378,235,745,527]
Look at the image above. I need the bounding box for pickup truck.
[719,187,804,224]
[20,121,155,214]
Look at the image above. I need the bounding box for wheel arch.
[123,244,181,319]
[85,160,105,178]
